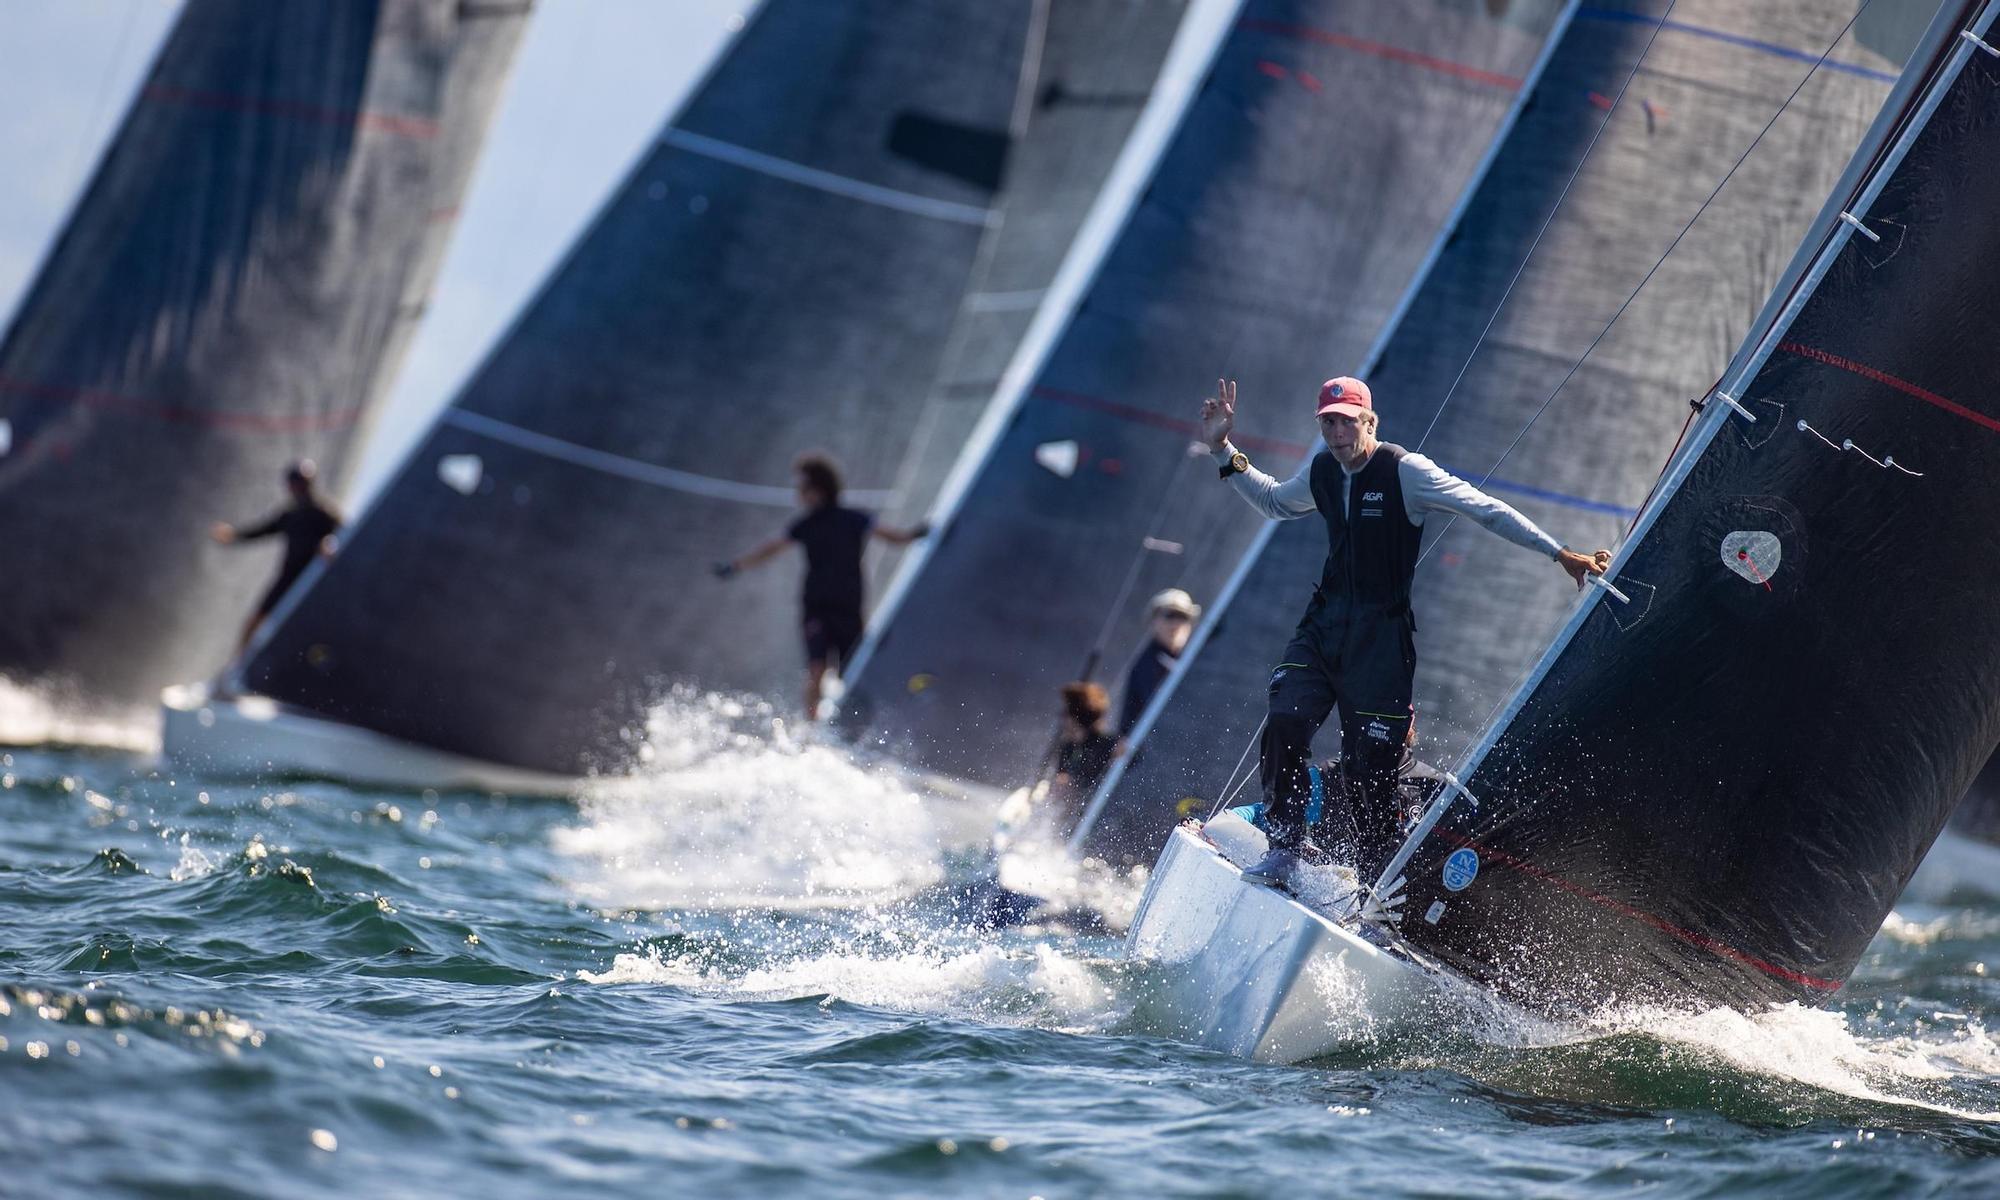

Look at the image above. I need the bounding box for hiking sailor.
[1200,376,1609,888]
[715,452,928,720]
[1119,588,1200,735]
[211,459,341,666]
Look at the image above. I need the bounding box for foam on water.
[583,935,1125,1033]
[0,678,157,753]
[555,690,956,911]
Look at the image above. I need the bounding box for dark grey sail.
[243,1,1077,775]
[1386,0,2000,1011]
[1081,0,1930,864]
[0,0,527,713]
[876,1,1192,563]
[839,0,1570,790]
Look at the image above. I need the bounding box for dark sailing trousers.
[1259,599,1415,877]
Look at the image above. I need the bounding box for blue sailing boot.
[1241,835,1327,891]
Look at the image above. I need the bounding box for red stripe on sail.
[1778,342,2000,434]
[1238,20,1524,90]
[1434,830,1842,992]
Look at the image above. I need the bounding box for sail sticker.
[437,454,483,495]
[1721,531,1782,586]
[1441,847,1479,892]
[1424,900,1447,925]
[1033,440,1079,478]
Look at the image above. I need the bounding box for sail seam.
[659,128,994,226]
[441,410,894,507]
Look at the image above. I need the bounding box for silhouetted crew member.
[1052,680,1120,836]
[1120,588,1200,735]
[1201,376,1609,888]
[211,460,341,658]
[716,452,927,719]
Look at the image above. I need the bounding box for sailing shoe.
[1241,837,1329,891]
[1241,846,1297,889]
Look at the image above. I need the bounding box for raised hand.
[1200,378,1236,450]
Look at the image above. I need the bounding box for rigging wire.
[1197,1,1877,825]
[1413,0,1876,574]
[1411,0,1685,454]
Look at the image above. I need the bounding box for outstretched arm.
[714,535,790,579]
[212,511,283,545]
[871,520,931,546]
[1400,453,1609,589]
[1199,378,1316,520]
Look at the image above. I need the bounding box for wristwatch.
[1218,449,1249,480]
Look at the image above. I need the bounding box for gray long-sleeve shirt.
[1211,441,1564,559]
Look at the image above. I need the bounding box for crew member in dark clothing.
[1052,681,1119,835]
[1201,376,1610,888]
[715,452,927,719]
[1119,588,1200,735]
[211,459,341,658]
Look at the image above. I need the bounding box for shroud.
[1084,0,1934,864]
[0,0,527,714]
[840,0,1570,790]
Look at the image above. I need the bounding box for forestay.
[1388,0,2000,1010]
[0,0,525,711]
[1082,0,1932,865]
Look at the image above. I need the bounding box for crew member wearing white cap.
[1200,376,1610,888]
[1119,588,1201,735]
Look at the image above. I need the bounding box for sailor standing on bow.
[1201,376,1609,888]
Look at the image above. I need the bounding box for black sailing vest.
[1307,442,1423,611]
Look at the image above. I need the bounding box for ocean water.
[4,695,2000,1198]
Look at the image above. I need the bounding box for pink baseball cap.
[1316,377,1373,419]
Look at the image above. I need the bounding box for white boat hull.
[1125,823,1443,1063]
[160,684,577,795]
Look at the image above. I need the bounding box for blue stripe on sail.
[1435,460,1641,519]
[1577,8,1900,84]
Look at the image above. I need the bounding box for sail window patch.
[438,454,483,495]
[1441,848,1479,892]
[1034,440,1080,478]
[1721,531,1781,586]
[1424,900,1446,925]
